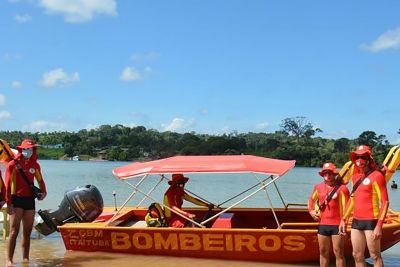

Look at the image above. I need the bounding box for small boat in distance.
[36,155,400,263]
[72,155,80,161]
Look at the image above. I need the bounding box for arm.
[339,185,350,219]
[183,192,208,208]
[0,171,5,208]
[34,163,47,200]
[372,173,389,240]
[339,186,353,234]
[308,185,320,221]
[5,162,16,214]
[164,190,192,218]
[5,162,16,205]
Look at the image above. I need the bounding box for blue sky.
[1,1,400,143]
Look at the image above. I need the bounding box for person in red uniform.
[164,173,212,227]
[0,170,5,208]
[5,139,47,266]
[339,145,388,267]
[309,162,349,267]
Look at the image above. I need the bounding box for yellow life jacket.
[145,202,167,227]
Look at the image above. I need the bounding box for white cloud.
[23,120,65,132]
[0,94,5,106]
[14,14,32,23]
[39,0,117,23]
[11,80,22,88]
[200,108,208,115]
[3,53,22,61]
[85,123,98,130]
[0,111,11,120]
[131,52,161,62]
[120,66,153,81]
[40,68,80,88]
[120,67,142,81]
[255,122,269,130]
[361,27,400,53]
[162,118,195,132]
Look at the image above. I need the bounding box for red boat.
[54,155,400,263]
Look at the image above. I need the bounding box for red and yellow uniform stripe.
[343,170,389,227]
[308,182,349,225]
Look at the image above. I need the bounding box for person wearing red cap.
[0,170,5,208]
[163,173,212,227]
[5,139,47,266]
[339,145,388,267]
[308,162,349,267]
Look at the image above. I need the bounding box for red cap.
[319,162,339,177]
[168,173,189,185]
[349,145,372,163]
[17,139,38,150]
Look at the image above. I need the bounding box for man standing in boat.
[164,173,212,227]
[339,145,388,267]
[309,162,349,267]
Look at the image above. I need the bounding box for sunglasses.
[355,155,369,160]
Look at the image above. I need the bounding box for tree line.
[0,117,396,167]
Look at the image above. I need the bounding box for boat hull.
[58,208,400,263]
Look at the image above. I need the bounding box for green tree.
[280,116,321,140]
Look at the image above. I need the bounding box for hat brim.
[168,177,189,185]
[349,150,371,163]
[318,170,339,177]
[17,144,38,150]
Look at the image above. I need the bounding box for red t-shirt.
[344,170,389,226]
[5,156,46,204]
[308,182,349,225]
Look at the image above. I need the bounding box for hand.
[188,213,196,219]
[37,192,47,200]
[7,204,14,215]
[373,225,382,240]
[339,220,347,236]
[207,203,214,210]
[309,210,320,221]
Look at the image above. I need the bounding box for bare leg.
[318,234,331,267]
[351,229,367,267]
[7,208,24,266]
[21,209,35,261]
[365,230,383,267]
[332,234,346,267]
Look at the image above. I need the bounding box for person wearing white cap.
[309,162,349,267]
[339,145,388,267]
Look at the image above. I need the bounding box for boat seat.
[212,213,234,228]
[130,220,148,227]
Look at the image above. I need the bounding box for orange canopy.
[112,155,296,179]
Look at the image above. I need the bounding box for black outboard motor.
[35,185,103,236]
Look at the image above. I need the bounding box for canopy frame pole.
[271,176,287,208]
[217,175,272,207]
[136,175,165,208]
[253,174,281,229]
[201,175,280,226]
[107,174,149,225]
[123,179,205,228]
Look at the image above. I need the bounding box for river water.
[1,160,400,266]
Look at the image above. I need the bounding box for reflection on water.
[0,235,317,267]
